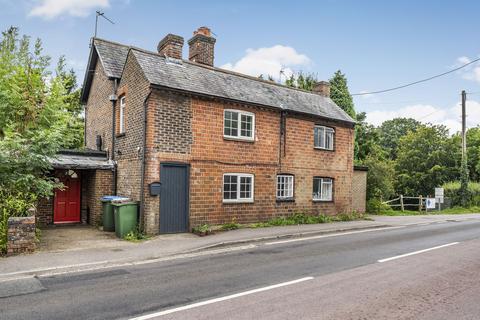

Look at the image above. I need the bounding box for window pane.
[321,179,332,200]
[240,176,252,199]
[240,114,252,137]
[326,131,333,150]
[224,111,238,137]
[313,177,321,200]
[223,175,238,200]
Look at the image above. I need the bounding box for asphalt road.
[1,220,480,320]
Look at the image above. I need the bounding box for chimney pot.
[188,27,216,66]
[313,81,330,97]
[157,34,184,60]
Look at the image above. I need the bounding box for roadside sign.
[435,188,444,204]
[426,198,436,209]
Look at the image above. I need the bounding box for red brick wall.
[84,56,354,234]
[36,196,53,226]
[83,170,114,226]
[140,90,354,233]
[85,59,114,153]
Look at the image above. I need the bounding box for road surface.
[1,219,480,319]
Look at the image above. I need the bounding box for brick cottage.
[39,27,367,235]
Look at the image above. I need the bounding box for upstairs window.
[314,125,334,150]
[224,110,255,141]
[119,96,126,134]
[313,177,333,201]
[223,173,254,203]
[276,175,294,200]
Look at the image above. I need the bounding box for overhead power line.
[352,57,480,96]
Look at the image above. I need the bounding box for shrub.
[443,181,480,207]
[192,224,212,236]
[123,227,149,242]
[366,198,392,214]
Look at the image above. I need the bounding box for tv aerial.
[94,11,115,37]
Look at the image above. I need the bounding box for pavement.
[1,216,480,319]
[1,213,479,280]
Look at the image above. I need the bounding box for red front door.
[54,172,81,223]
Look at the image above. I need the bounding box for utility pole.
[462,90,467,159]
[460,90,469,207]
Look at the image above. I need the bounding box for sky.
[1,0,480,133]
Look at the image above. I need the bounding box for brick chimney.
[157,34,184,59]
[313,81,330,97]
[188,27,216,66]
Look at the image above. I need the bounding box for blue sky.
[2,0,480,132]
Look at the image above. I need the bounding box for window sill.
[223,136,255,143]
[314,147,334,152]
[312,199,334,203]
[276,198,295,203]
[116,133,126,138]
[223,199,254,204]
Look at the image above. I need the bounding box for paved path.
[1,218,480,319]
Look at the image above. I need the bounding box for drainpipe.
[278,111,286,169]
[139,90,152,232]
[109,79,119,195]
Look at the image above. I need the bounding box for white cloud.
[29,0,109,19]
[221,45,310,81]
[365,100,480,134]
[455,55,480,84]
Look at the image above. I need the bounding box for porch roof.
[50,150,114,170]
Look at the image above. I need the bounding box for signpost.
[435,187,444,211]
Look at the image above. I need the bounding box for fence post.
[419,195,423,212]
[400,195,404,211]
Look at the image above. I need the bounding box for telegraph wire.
[352,57,480,96]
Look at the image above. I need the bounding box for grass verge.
[372,206,480,216]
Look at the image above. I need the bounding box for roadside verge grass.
[192,212,369,236]
[371,206,480,216]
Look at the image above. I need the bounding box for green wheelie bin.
[112,201,138,238]
[101,196,129,232]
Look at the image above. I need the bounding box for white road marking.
[378,242,459,263]
[265,226,405,245]
[128,277,314,320]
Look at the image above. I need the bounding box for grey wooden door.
[159,163,189,233]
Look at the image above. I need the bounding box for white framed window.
[223,173,254,203]
[313,177,333,201]
[119,96,126,134]
[224,110,255,141]
[276,175,294,199]
[314,125,334,150]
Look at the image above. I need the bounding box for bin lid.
[101,195,130,202]
[111,201,138,206]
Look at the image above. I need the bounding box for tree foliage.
[0,27,82,252]
[394,125,460,196]
[379,118,421,159]
[329,70,356,119]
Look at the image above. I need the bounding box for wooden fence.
[383,195,424,212]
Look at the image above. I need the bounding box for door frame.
[53,171,82,224]
[159,162,190,233]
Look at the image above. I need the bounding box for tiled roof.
[94,39,130,78]
[88,38,355,124]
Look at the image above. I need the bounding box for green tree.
[379,118,421,159]
[354,112,384,161]
[362,156,395,201]
[329,70,356,119]
[285,71,317,91]
[395,125,460,196]
[0,27,79,252]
